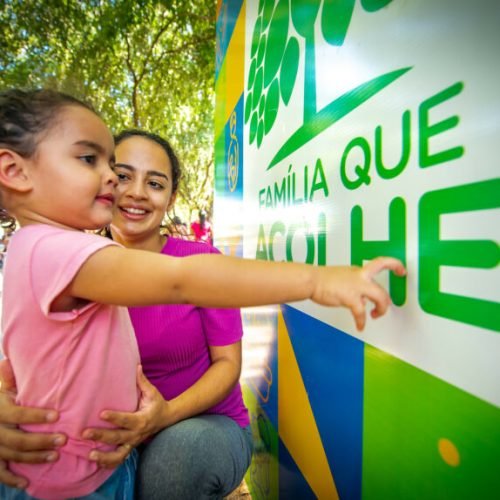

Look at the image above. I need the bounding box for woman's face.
[112,136,175,242]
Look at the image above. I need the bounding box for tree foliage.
[0,0,217,221]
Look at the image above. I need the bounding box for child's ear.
[0,150,33,192]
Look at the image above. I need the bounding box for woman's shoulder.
[163,237,220,257]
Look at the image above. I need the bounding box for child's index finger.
[365,257,406,278]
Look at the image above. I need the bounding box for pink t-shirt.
[1,225,140,499]
[128,237,249,427]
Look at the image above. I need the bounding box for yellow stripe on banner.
[215,61,227,142]
[278,312,339,499]
[215,1,246,141]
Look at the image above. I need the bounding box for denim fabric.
[136,415,254,500]
[0,449,138,500]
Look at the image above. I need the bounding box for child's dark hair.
[114,130,182,196]
[0,88,95,229]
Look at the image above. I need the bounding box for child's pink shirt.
[1,225,140,499]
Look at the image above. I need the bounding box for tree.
[0,0,217,222]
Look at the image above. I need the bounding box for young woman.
[99,130,253,498]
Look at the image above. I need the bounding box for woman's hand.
[82,365,167,468]
[0,359,66,488]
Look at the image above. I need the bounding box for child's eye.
[79,155,96,165]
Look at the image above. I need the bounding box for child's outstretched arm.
[68,247,406,331]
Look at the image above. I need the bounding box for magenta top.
[128,237,249,427]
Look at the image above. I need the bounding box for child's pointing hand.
[311,257,406,331]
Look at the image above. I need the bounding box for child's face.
[26,105,117,230]
[111,136,174,242]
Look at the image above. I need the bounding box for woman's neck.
[109,226,167,253]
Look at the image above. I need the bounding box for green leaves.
[0,0,217,217]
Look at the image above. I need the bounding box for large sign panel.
[214,1,500,498]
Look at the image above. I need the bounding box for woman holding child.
[0,122,254,498]
[0,89,405,499]
[96,130,254,498]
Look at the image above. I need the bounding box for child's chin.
[90,217,112,231]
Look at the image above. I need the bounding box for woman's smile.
[118,204,150,220]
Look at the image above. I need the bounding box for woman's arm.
[69,248,405,331]
[162,342,242,424]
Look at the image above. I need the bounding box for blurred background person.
[191,209,213,244]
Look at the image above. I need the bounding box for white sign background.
[243,0,500,406]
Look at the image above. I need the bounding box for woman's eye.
[80,155,96,165]
[116,172,130,182]
[149,181,164,190]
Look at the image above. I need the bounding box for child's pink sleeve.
[30,231,116,318]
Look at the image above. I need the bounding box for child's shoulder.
[10,225,115,261]
[10,223,62,248]
[14,224,107,244]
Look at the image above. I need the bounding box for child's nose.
[105,166,119,187]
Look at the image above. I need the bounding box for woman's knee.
[136,416,252,499]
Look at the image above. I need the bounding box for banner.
[214,1,500,498]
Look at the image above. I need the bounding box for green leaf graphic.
[267,66,412,169]
[248,57,256,89]
[262,0,275,29]
[291,0,322,121]
[361,0,393,13]
[265,78,280,133]
[257,118,265,146]
[250,111,258,144]
[253,67,264,109]
[246,0,401,153]
[251,16,262,58]
[321,0,355,46]
[257,33,267,66]
[280,36,299,105]
[263,0,289,88]
[291,0,321,38]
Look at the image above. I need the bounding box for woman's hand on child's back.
[312,257,406,331]
[0,359,66,489]
[83,365,167,468]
